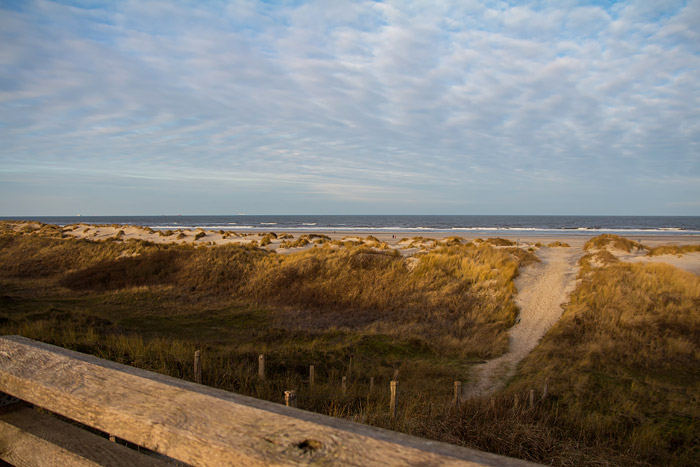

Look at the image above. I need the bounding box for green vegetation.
[546,241,570,247]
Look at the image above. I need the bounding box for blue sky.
[1,0,698,216]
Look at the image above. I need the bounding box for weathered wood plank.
[0,407,168,467]
[0,336,540,467]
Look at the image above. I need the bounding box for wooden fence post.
[309,365,315,387]
[369,376,374,393]
[529,389,535,409]
[453,381,461,408]
[513,394,519,410]
[194,350,202,384]
[284,390,297,408]
[542,378,549,400]
[342,376,347,394]
[258,354,265,381]
[390,381,398,419]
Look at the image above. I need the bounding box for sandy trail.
[464,247,582,398]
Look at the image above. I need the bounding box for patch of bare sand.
[614,251,700,275]
[464,246,582,398]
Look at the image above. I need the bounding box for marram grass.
[0,225,697,466]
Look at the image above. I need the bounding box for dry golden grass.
[280,237,309,248]
[483,237,515,247]
[584,234,646,253]
[240,243,536,358]
[0,226,542,461]
[496,256,700,466]
[1,228,537,360]
[4,227,696,465]
[647,244,700,256]
[439,236,464,246]
[578,249,621,274]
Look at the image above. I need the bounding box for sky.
[1,0,699,216]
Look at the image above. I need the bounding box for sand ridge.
[613,251,700,275]
[464,246,583,398]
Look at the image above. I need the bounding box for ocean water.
[3,215,700,236]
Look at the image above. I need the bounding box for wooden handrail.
[0,336,540,466]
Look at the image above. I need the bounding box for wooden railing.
[0,336,539,466]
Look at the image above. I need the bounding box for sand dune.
[614,251,700,275]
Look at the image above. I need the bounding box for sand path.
[464,247,582,398]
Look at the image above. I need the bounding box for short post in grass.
[194,350,202,384]
[309,365,315,387]
[453,381,462,408]
[348,353,354,376]
[342,376,347,394]
[390,381,399,419]
[542,378,549,400]
[529,389,535,409]
[369,376,374,393]
[513,393,519,410]
[284,390,297,408]
[258,354,265,380]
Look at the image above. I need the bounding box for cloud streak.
[1,0,698,215]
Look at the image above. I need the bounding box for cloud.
[0,0,698,215]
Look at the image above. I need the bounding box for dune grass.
[2,231,535,360]
[1,226,697,466]
[647,244,700,257]
[0,227,537,457]
[484,237,515,247]
[280,237,310,248]
[489,258,700,466]
[584,234,646,253]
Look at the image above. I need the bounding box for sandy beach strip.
[3,220,699,273]
[5,220,699,246]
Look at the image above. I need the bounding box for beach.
[12,221,700,247]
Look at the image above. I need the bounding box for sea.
[3,215,700,237]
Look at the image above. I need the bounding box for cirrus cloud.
[0,0,698,215]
